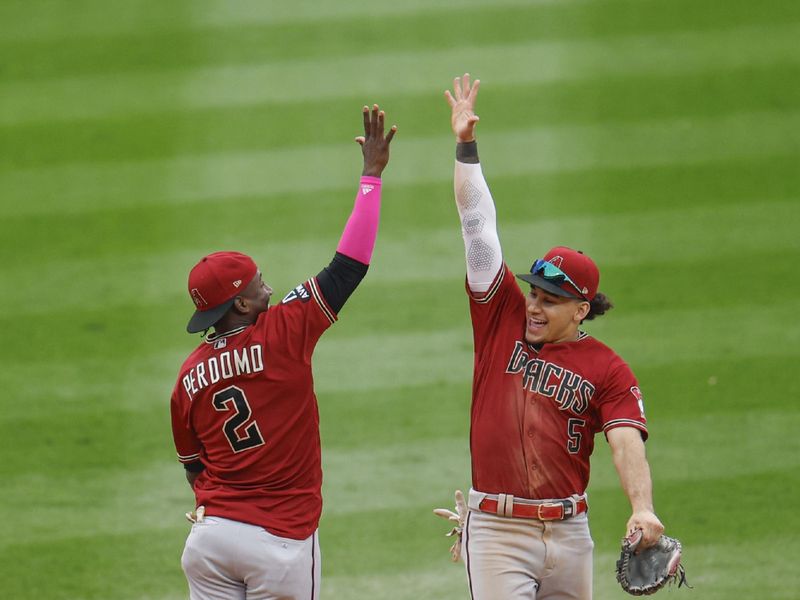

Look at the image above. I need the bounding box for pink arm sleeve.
[336,176,382,264]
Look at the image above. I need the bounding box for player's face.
[524,286,589,345]
[241,270,273,317]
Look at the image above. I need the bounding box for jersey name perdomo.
[181,344,265,400]
[505,341,595,415]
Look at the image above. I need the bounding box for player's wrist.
[626,497,653,517]
[456,140,479,163]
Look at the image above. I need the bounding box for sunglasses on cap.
[530,258,587,299]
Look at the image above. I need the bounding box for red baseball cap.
[516,246,599,301]
[186,251,258,333]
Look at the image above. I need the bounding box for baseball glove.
[433,490,467,562]
[185,505,205,524]
[616,529,689,595]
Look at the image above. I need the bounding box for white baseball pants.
[181,516,320,600]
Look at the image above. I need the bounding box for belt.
[478,493,588,521]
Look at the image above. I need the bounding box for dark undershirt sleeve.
[316,252,369,314]
[183,460,206,473]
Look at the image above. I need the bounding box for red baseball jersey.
[171,277,336,540]
[468,265,648,500]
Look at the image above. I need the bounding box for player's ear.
[574,301,590,322]
[232,296,249,314]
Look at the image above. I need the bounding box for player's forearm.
[183,460,205,488]
[609,429,656,512]
[455,142,502,292]
[185,469,200,488]
[319,176,380,313]
[336,176,382,265]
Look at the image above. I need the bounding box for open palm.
[445,73,480,142]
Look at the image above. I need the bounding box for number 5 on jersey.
[567,418,586,454]
[213,386,265,453]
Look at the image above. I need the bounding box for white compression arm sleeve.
[454,158,503,293]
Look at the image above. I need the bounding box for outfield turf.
[1,1,799,598]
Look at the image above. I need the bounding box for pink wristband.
[336,176,382,264]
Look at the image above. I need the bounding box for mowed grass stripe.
[323,411,800,515]
[4,349,795,486]
[4,157,797,269]
[186,0,800,34]
[2,469,755,598]
[323,568,466,600]
[2,301,799,410]
[2,378,473,478]
[2,198,796,314]
[2,303,796,418]
[318,469,798,576]
[324,536,800,600]
[302,302,800,390]
[634,354,800,416]
[2,22,798,125]
[2,110,798,217]
[0,439,470,547]
[0,0,565,43]
[3,410,796,545]
[588,412,800,491]
[0,527,189,600]
[4,0,797,80]
[5,65,799,170]
[3,352,794,454]
[4,525,794,600]
[595,542,800,600]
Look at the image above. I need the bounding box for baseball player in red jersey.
[171,105,395,600]
[436,74,664,599]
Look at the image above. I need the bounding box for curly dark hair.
[582,292,613,322]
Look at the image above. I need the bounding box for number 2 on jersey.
[212,386,265,453]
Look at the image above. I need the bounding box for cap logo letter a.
[549,256,564,268]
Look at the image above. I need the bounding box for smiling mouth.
[528,317,546,330]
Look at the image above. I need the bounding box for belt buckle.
[536,502,564,521]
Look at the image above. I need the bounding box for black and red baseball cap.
[516,246,599,301]
[186,251,258,333]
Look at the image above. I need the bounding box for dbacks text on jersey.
[505,341,595,415]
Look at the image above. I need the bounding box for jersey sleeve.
[468,263,525,356]
[597,357,649,440]
[170,379,203,466]
[269,276,338,362]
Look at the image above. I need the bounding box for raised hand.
[445,73,481,143]
[356,104,397,178]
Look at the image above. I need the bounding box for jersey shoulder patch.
[282,283,311,304]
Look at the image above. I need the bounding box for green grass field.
[2,0,799,598]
